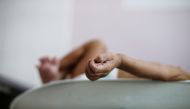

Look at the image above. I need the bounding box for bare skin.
[37,40,107,83]
[37,39,190,84]
[37,56,61,83]
[85,53,190,81]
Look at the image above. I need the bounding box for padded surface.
[11,80,190,109]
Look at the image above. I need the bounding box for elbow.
[160,67,190,81]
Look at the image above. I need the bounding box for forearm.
[118,54,190,81]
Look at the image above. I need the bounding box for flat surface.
[11,80,190,109]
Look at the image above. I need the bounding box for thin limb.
[67,40,107,78]
[119,54,190,81]
[86,53,190,81]
[37,39,107,83]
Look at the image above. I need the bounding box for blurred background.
[0,0,190,108]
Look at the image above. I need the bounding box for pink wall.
[72,0,190,71]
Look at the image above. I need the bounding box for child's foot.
[37,56,63,83]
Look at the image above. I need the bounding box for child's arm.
[85,53,190,81]
[119,54,190,81]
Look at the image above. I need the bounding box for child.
[37,40,190,83]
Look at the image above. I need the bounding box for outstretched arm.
[118,54,190,81]
[85,53,190,81]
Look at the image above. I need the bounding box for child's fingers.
[94,53,112,63]
[90,59,113,73]
[86,60,104,81]
[86,60,110,81]
[85,63,99,81]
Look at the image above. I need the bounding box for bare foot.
[85,53,121,81]
[37,56,63,84]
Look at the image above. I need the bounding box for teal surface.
[11,80,190,109]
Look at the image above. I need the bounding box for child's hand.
[85,53,121,81]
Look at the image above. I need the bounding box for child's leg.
[68,40,107,78]
[37,39,106,83]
